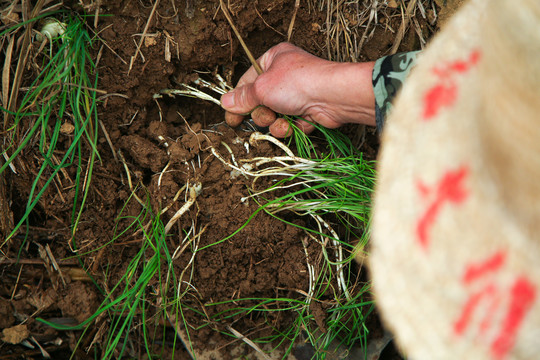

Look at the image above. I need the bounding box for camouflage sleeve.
[372,51,420,132]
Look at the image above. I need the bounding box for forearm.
[221,43,418,137]
[310,61,377,127]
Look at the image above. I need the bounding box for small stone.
[60,122,75,135]
[1,324,29,344]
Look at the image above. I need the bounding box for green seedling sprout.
[38,191,186,360]
[0,14,100,251]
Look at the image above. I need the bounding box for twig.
[357,0,378,57]
[175,228,202,297]
[254,4,284,36]
[85,321,108,357]
[2,35,14,109]
[37,243,58,290]
[51,154,72,184]
[10,263,23,300]
[45,244,66,287]
[6,0,45,127]
[51,175,66,203]
[94,0,101,28]
[227,326,271,360]
[128,0,160,74]
[118,151,147,208]
[0,258,79,265]
[287,0,301,42]
[165,311,196,360]
[99,120,118,162]
[390,0,417,54]
[172,223,208,260]
[412,16,426,48]
[90,24,128,65]
[97,92,129,101]
[324,0,332,60]
[219,0,262,75]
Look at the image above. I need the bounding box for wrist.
[312,61,376,127]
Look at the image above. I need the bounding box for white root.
[158,74,234,107]
[312,214,351,302]
[171,222,194,260]
[249,132,296,158]
[211,138,351,304]
[211,147,259,178]
[157,135,170,152]
[175,225,208,304]
[164,182,202,234]
[160,184,187,215]
[159,87,221,106]
[193,77,229,95]
[240,179,320,203]
[214,73,233,92]
[243,155,315,167]
[36,18,66,42]
[118,151,147,209]
[212,146,301,181]
[301,236,316,306]
[220,141,239,167]
[157,161,171,188]
[232,136,249,154]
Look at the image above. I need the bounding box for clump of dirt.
[58,282,101,324]
[0,298,15,329]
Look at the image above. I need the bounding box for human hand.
[221,42,376,138]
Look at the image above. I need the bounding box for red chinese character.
[453,251,537,359]
[423,50,482,120]
[416,166,469,249]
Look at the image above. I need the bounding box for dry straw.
[313,0,434,62]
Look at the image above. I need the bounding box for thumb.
[220,84,261,114]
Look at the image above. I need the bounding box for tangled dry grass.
[311,0,438,62]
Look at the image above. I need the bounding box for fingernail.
[221,92,235,109]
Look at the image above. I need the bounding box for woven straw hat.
[370,0,540,359]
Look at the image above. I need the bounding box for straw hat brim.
[370,0,540,358]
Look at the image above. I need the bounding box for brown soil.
[0,0,441,359]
